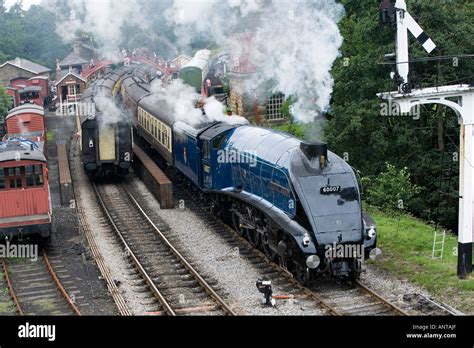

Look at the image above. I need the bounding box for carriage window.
[163,126,168,148]
[25,166,35,187]
[34,165,44,186]
[7,167,22,189]
[0,169,5,190]
[168,129,172,151]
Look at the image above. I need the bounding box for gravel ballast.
[129,176,326,316]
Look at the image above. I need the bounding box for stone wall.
[0,65,34,85]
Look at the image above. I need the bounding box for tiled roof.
[59,53,88,67]
[0,58,51,74]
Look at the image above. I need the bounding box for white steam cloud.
[94,91,128,126]
[148,79,248,127]
[167,0,344,124]
[44,0,345,129]
[42,0,169,60]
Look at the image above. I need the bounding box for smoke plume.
[167,0,344,124]
[43,0,345,129]
[148,79,248,126]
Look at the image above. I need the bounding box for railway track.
[171,175,412,316]
[1,251,81,316]
[93,181,236,316]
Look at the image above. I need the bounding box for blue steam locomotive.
[133,93,377,283]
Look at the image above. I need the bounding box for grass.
[0,272,15,315]
[366,206,474,313]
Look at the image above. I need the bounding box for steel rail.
[71,134,132,316]
[174,180,410,316]
[93,183,177,316]
[414,292,463,316]
[124,186,237,316]
[42,251,82,316]
[354,280,409,316]
[76,202,133,316]
[221,223,342,316]
[1,258,24,315]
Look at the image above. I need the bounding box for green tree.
[362,162,421,212]
[327,0,473,228]
[0,4,68,68]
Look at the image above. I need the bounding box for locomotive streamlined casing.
[169,122,368,279]
[289,147,364,247]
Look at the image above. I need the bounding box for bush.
[362,162,421,212]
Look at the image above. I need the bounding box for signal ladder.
[432,127,459,259]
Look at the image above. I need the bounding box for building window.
[266,93,285,121]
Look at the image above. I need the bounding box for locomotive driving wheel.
[231,212,245,237]
[246,228,261,248]
[262,233,277,261]
[245,207,261,248]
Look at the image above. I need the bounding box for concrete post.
[458,124,473,277]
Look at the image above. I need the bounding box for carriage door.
[202,140,212,190]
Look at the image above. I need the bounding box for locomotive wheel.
[295,267,310,286]
[262,234,277,261]
[349,259,362,281]
[231,213,245,236]
[246,229,261,248]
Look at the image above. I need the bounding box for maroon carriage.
[0,139,51,239]
[4,104,46,144]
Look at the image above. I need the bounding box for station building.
[0,58,51,86]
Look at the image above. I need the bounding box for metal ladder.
[432,228,446,259]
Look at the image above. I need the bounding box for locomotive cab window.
[212,133,226,150]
